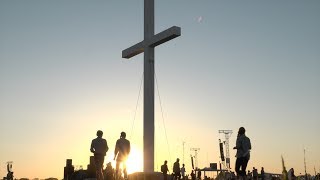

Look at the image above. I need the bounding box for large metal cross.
[122,0,181,173]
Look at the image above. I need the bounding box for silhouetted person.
[173,158,181,180]
[64,159,75,180]
[261,167,265,180]
[105,162,114,180]
[252,167,258,180]
[191,170,196,180]
[181,164,186,180]
[247,170,252,180]
[288,168,296,180]
[233,127,251,178]
[161,160,169,180]
[114,131,130,179]
[197,170,201,180]
[90,130,109,180]
[6,163,13,180]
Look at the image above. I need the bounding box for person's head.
[120,131,126,138]
[176,158,180,162]
[164,160,167,164]
[97,130,103,138]
[183,164,185,167]
[238,127,246,135]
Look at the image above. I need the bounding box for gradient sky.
[1,0,319,178]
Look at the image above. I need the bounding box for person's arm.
[248,138,252,150]
[104,139,109,153]
[233,138,241,149]
[128,141,131,154]
[114,140,119,159]
[90,140,95,153]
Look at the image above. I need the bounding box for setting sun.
[110,145,143,175]
[126,145,143,174]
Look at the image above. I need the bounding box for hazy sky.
[1,0,319,178]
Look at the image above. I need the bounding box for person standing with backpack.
[161,160,169,180]
[173,158,181,180]
[181,164,186,180]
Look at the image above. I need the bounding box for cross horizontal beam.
[122,26,181,59]
[147,26,181,48]
[122,41,144,59]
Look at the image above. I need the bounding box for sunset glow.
[110,145,143,175]
[1,1,319,179]
[126,145,143,174]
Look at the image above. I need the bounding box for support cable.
[129,72,144,139]
[155,72,172,164]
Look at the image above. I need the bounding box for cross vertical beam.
[143,0,155,173]
[122,0,181,172]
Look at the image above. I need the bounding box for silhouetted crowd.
[64,128,320,180]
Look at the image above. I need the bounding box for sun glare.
[110,145,143,175]
[126,145,143,174]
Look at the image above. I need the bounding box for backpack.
[161,165,166,173]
